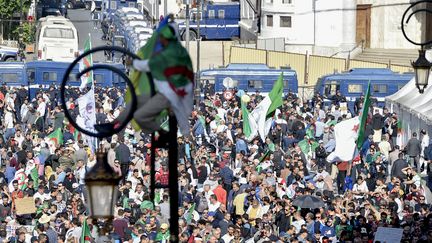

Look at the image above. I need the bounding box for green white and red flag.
[80,217,92,243]
[357,81,371,150]
[47,128,64,146]
[79,35,93,91]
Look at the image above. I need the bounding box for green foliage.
[13,22,35,44]
[0,0,30,19]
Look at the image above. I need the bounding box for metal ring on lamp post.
[60,46,147,138]
[401,0,432,47]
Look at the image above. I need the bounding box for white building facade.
[259,0,357,56]
[357,0,428,49]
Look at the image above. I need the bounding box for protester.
[0,80,432,243]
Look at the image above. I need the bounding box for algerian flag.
[298,138,319,155]
[186,203,195,224]
[80,218,92,243]
[248,73,284,141]
[30,166,39,188]
[154,189,163,205]
[241,100,253,139]
[47,128,64,146]
[327,117,360,162]
[357,81,371,149]
[125,17,172,131]
[79,35,93,91]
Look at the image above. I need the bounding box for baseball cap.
[160,223,169,229]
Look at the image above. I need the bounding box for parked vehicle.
[0,61,125,99]
[315,68,414,111]
[36,16,79,62]
[36,0,68,19]
[200,64,298,94]
[85,0,102,10]
[0,46,18,62]
[66,0,86,9]
[101,0,137,16]
[177,2,240,40]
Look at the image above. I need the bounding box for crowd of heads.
[0,83,431,243]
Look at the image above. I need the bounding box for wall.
[259,0,357,56]
[260,0,314,44]
[356,0,423,49]
[239,0,258,40]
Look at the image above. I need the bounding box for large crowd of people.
[0,83,431,243]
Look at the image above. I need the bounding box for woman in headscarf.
[44,165,55,187]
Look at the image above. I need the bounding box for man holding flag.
[97,15,194,138]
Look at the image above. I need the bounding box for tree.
[0,0,30,20]
[13,22,35,44]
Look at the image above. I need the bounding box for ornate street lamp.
[60,46,139,219]
[412,49,431,93]
[401,0,432,93]
[85,149,121,218]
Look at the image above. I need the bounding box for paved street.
[68,9,106,62]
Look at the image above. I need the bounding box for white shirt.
[421,134,430,155]
[20,103,29,120]
[75,167,86,185]
[129,190,144,204]
[208,201,220,213]
[353,181,369,199]
[34,192,51,202]
[4,111,14,129]
[37,101,46,117]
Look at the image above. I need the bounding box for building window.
[110,1,117,9]
[218,10,225,19]
[208,10,215,19]
[282,0,292,3]
[280,16,292,28]
[267,15,273,27]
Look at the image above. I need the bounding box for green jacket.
[155,230,170,242]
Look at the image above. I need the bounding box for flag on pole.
[248,73,284,141]
[80,218,92,243]
[77,90,97,151]
[47,128,64,146]
[79,36,93,91]
[326,117,360,162]
[241,100,252,139]
[357,81,371,150]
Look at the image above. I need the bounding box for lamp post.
[60,47,139,219]
[85,149,121,218]
[401,0,432,93]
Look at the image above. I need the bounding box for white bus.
[36,16,79,62]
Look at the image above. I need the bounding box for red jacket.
[213,185,227,206]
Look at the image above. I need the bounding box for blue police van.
[102,0,137,16]
[178,2,240,40]
[315,68,413,110]
[0,61,125,99]
[200,64,298,94]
